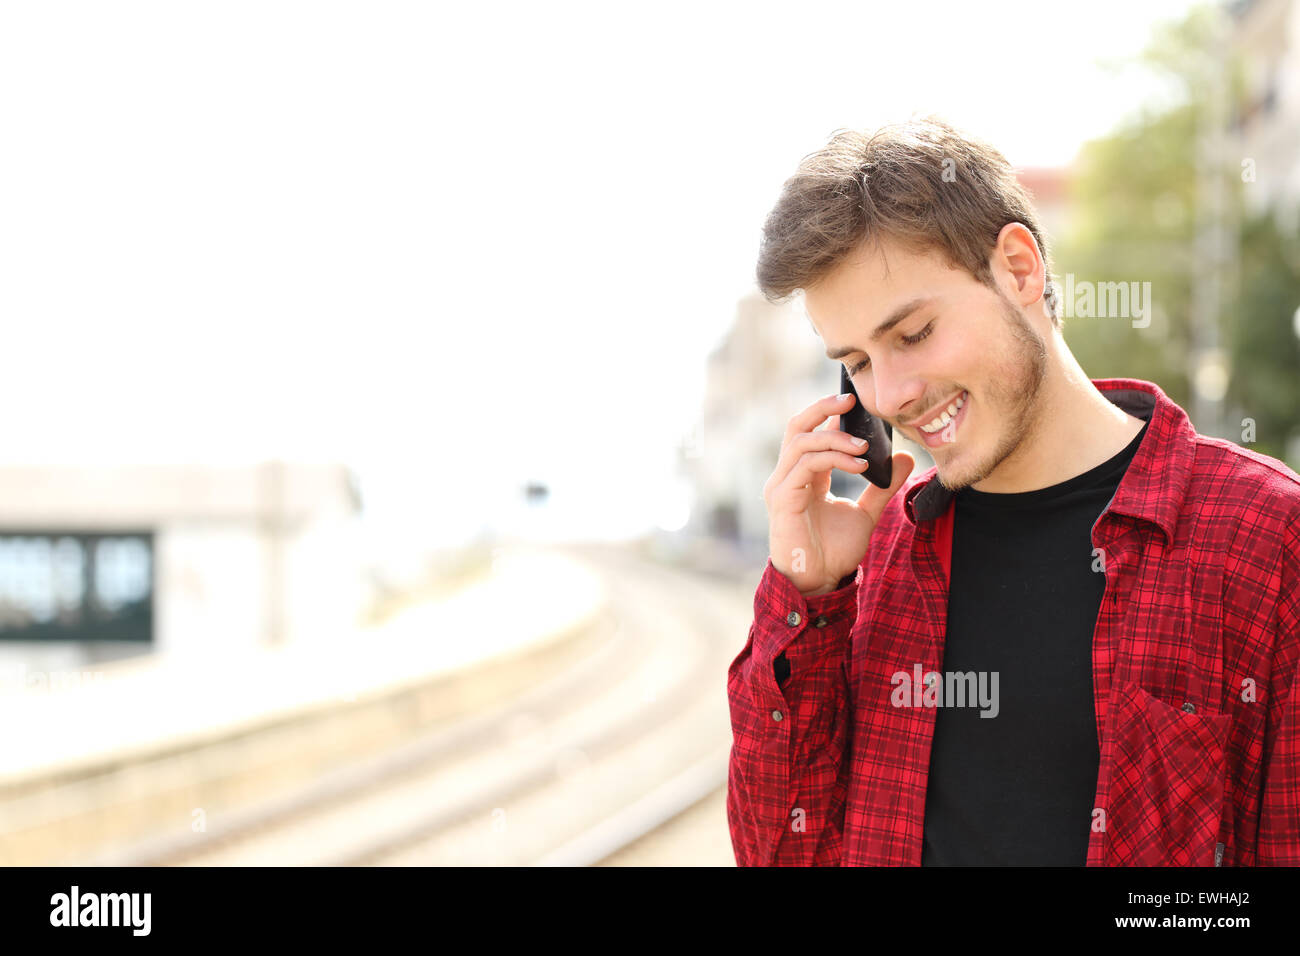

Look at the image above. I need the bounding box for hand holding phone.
[762,378,915,597]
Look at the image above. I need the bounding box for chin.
[932,448,983,493]
[934,464,966,493]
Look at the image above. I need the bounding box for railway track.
[104,544,753,866]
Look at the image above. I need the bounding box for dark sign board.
[0,531,154,643]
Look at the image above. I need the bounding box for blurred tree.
[1054,104,1199,403]
[1052,3,1300,466]
[1225,207,1300,464]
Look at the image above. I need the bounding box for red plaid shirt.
[727,378,1300,865]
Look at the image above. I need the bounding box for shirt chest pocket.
[1101,680,1232,866]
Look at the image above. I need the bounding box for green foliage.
[1053,2,1300,465]
[1055,105,1198,404]
[1226,209,1300,463]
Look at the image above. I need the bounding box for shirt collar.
[902,377,1194,544]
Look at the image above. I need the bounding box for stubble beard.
[934,292,1049,493]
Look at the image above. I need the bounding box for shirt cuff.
[751,557,859,661]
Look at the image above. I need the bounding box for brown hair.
[755,115,1061,328]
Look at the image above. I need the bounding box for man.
[727,117,1300,866]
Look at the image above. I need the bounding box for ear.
[990,222,1048,311]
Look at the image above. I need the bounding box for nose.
[866,362,927,428]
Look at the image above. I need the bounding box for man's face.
[803,235,1049,492]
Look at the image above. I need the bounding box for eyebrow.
[823,295,937,360]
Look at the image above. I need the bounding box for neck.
[969,339,1145,493]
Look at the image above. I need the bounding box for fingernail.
[838,392,852,400]
[849,436,867,446]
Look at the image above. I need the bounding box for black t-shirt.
[920,416,1150,865]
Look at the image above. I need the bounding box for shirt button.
[813,615,828,628]
[925,673,938,687]
[772,710,784,722]
[1182,701,1196,714]
[786,611,801,627]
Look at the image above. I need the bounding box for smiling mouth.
[904,390,964,429]
[913,390,969,448]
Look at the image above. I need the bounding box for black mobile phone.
[839,365,893,488]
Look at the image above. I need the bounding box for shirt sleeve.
[726,557,859,866]
[1257,517,1300,864]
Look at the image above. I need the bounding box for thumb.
[855,451,916,522]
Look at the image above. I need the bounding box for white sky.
[0,0,1206,551]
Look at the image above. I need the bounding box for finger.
[854,451,916,520]
[783,392,855,448]
[777,449,871,497]
[810,445,835,497]
[769,427,869,495]
[812,413,845,497]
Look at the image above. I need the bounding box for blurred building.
[1229,0,1300,229]
[0,461,364,673]
[683,293,812,551]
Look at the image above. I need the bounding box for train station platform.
[0,545,605,788]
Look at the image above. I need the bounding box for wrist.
[800,570,855,599]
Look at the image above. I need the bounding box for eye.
[845,321,934,376]
[904,321,935,346]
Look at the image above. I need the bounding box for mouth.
[914,389,969,449]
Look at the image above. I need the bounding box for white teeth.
[920,391,966,432]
